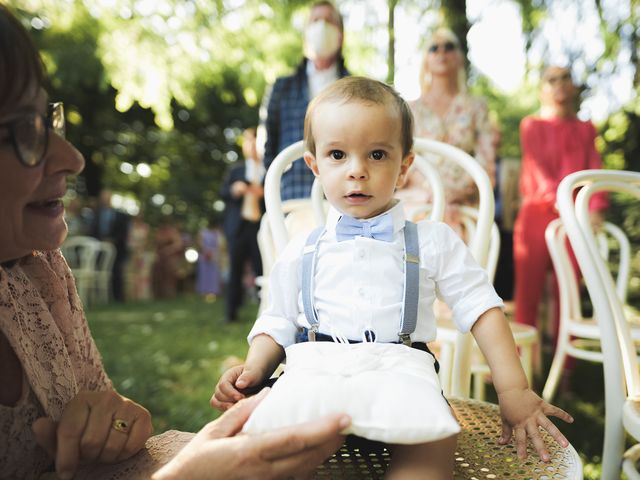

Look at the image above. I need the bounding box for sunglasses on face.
[428,41,457,54]
[0,102,65,168]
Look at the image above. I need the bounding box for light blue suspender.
[301,221,420,345]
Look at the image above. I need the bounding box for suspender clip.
[404,253,419,264]
[399,333,412,346]
[308,325,318,342]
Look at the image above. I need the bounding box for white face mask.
[304,20,341,61]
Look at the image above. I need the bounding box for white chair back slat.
[557,169,640,479]
[573,178,640,396]
[411,154,446,222]
[413,139,494,398]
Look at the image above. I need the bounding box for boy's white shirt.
[248,201,503,347]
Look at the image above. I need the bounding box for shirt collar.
[325,201,407,236]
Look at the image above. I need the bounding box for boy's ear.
[303,151,320,176]
[396,151,415,188]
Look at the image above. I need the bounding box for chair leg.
[623,444,640,480]
[473,372,486,400]
[438,343,453,397]
[542,343,567,402]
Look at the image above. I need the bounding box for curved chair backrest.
[407,204,501,283]
[264,138,494,398]
[557,169,640,479]
[96,241,117,272]
[545,219,584,324]
[546,218,631,324]
[459,206,501,283]
[61,236,100,270]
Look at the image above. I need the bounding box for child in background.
[196,217,222,301]
[212,77,573,479]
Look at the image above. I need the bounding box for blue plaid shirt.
[262,58,349,201]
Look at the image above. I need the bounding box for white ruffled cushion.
[243,342,460,444]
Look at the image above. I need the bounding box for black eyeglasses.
[0,102,65,168]
[428,41,457,54]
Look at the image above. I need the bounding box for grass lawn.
[87,294,623,479]
[87,294,254,434]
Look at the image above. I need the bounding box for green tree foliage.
[7,0,639,236]
[8,0,317,230]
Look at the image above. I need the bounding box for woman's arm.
[155,389,349,480]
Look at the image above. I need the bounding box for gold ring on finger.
[112,418,130,434]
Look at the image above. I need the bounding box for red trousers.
[513,201,579,342]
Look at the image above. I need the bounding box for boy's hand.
[210,365,266,411]
[497,388,574,462]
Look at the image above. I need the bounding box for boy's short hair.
[304,76,414,157]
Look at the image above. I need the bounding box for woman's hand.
[497,387,573,462]
[154,389,349,480]
[32,390,153,480]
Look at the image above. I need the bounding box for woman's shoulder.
[463,93,488,108]
[520,114,547,130]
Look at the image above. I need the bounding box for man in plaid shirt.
[261,1,350,201]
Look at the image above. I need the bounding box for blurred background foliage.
[6,0,640,238]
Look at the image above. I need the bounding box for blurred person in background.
[513,65,607,345]
[196,216,223,301]
[396,27,495,235]
[220,127,264,322]
[125,211,153,301]
[151,218,184,299]
[261,0,349,201]
[90,189,130,302]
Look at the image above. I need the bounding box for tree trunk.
[387,0,397,85]
[441,0,469,57]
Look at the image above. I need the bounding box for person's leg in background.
[514,202,557,377]
[225,228,246,323]
[514,203,557,327]
[247,221,263,301]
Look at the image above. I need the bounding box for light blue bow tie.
[335,213,394,242]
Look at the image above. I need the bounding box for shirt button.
[358,287,366,297]
[358,249,366,259]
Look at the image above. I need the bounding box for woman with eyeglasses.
[397,27,495,233]
[0,5,348,480]
[513,65,607,348]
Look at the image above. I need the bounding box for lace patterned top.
[397,93,496,219]
[0,250,193,479]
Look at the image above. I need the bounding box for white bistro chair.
[542,217,636,402]
[265,139,582,479]
[60,235,100,306]
[557,169,640,480]
[94,241,116,304]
